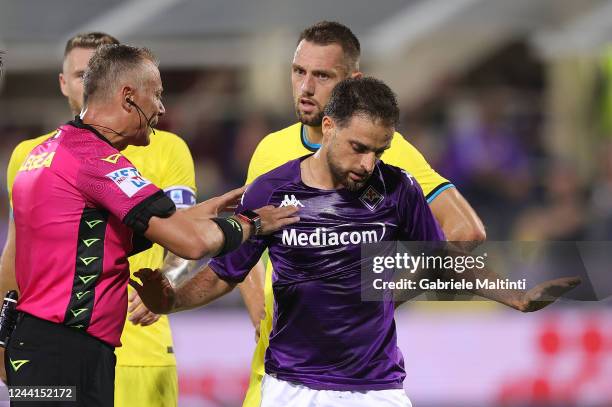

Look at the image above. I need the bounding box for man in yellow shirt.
[239,21,487,407]
[0,32,196,407]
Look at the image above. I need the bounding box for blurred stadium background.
[1,0,612,406]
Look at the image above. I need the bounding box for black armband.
[124,190,176,235]
[211,217,244,257]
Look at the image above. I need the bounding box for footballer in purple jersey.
[133,77,578,407]
[135,77,433,405]
[210,154,444,391]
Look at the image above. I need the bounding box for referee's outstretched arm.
[143,187,299,260]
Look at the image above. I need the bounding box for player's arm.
[128,137,201,326]
[429,188,485,251]
[143,190,297,260]
[0,141,33,383]
[158,137,200,287]
[0,217,17,298]
[0,216,16,383]
[134,184,274,314]
[389,135,486,250]
[130,265,235,314]
[393,173,580,311]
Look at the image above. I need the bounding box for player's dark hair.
[83,44,157,105]
[298,21,360,72]
[64,32,120,57]
[0,50,4,77]
[324,77,399,129]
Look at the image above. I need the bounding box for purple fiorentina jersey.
[209,156,444,391]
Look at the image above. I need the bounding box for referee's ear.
[351,71,363,79]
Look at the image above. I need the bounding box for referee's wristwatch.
[236,210,262,236]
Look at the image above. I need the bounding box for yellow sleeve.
[382,132,454,202]
[7,140,37,207]
[158,133,197,194]
[245,135,273,185]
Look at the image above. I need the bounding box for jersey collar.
[67,116,115,148]
[300,124,321,152]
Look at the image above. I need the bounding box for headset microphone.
[126,97,157,135]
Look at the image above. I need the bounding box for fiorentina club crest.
[359,186,384,211]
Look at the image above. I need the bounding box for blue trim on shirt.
[301,125,321,151]
[426,183,455,204]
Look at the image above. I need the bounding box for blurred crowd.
[0,41,610,246]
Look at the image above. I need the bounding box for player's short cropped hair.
[64,32,119,57]
[324,77,399,129]
[83,44,157,105]
[298,21,360,72]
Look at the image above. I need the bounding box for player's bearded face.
[326,128,375,192]
[325,116,393,192]
[327,142,370,192]
[291,41,348,127]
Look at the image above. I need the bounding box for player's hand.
[127,289,161,326]
[253,205,300,235]
[515,277,581,312]
[199,186,246,216]
[0,347,6,384]
[129,268,176,314]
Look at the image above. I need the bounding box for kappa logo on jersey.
[101,153,122,164]
[106,167,151,197]
[280,194,304,208]
[359,186,384,211]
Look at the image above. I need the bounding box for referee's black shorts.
[5,313,116,407]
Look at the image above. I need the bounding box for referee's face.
[60,47,95,116]
[292,41,348,127]
[124,60,165,146]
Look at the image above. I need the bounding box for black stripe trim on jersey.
[67,117,115,148]
[63,207,108,330]
[300,124,320,153]
[425,181,453,201]
[123,190,176,236]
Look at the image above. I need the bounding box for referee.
[1,32,197,406]
[6,44,298,406]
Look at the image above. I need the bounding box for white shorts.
[260,374,413,407]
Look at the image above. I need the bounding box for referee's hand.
[199,186,247,216]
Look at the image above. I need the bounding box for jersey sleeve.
[208,181,272,283]
[245,134,276,185]
[77,155,164,223]
[7,140,41,208]
[396,169,446,242]
[7,142,30,208]
[383,133,454,203]
[158,134,197,208]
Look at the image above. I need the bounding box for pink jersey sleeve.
[76,154,162,221]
